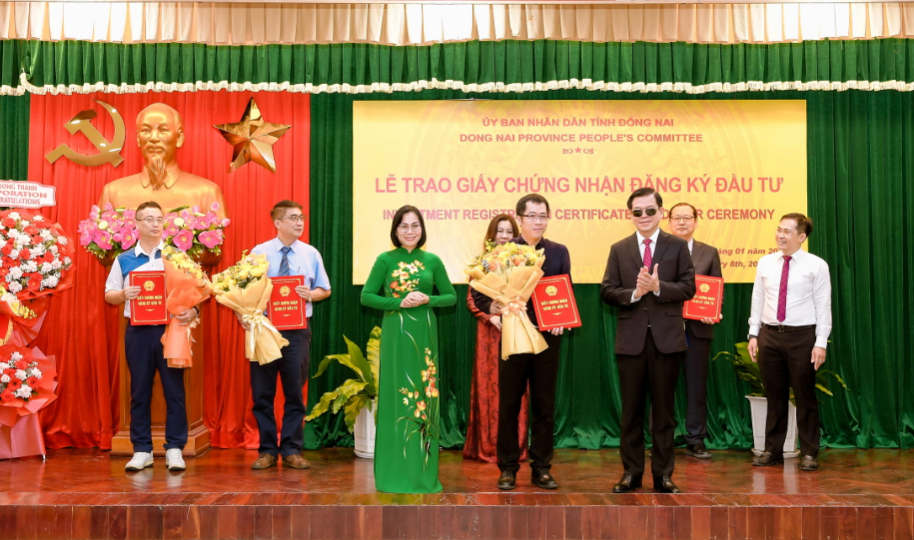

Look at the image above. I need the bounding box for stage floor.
[2,448,913,539]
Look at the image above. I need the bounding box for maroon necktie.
[776,255,792,322]
[643,238,653,268]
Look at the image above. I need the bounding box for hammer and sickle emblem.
[45,100,126,167]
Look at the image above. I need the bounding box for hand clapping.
[635,264,660,297]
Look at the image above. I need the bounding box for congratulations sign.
[353,100,806,284]
[0,181,57,209]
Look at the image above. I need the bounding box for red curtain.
[26,92,310,449]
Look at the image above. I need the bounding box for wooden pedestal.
[111,307,210,457]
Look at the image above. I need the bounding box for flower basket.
[77,205,136,266]
[192,248,223,268]
[97,251,117,268]
[0,345,58,460]
[1,209,75,299]
[163,204,229,266]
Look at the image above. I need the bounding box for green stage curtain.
[305,89,914,451]
[3,39,913,95]
[0,93,28,180]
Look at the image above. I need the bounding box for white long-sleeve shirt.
[748,248,832,349]
[631,228,661,303]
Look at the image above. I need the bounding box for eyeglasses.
[670,216,694,223]
[397,224,422,232]
[521,214,550,223]
[631,208,659,218]
[283,215,306,223]
[139,217,165,225]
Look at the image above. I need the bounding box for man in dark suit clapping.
[600,188,696,494]
[669,202,723,461]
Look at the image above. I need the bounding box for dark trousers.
[497,331,562,474]
[124,323,187,452]
[683,326,711,445]
[757,326,819,457]
[250,327,311,457]
[617,329,683,479]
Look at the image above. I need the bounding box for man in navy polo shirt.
[105,201,199,472]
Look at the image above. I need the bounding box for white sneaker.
[125,452,154,471]
[165,448,186,471]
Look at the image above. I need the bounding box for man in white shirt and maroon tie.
[747,213,832,471]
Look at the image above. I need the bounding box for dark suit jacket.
[687,239,723,341]
[472,237,571,328]
[600,230,696,356]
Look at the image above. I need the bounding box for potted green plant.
[306,327,380,458]
[714,342,847,458]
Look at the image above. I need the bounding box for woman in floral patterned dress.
[463,214,530,463]
[360,205,456,493]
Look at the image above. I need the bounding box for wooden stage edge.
[2,447,913,540]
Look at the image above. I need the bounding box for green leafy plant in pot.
[713,341,849,403]
[306,327,380,432]
[714,341,849,457]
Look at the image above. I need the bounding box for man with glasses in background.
[668,203,722,461]
[105,201,200,472]
[600,188,695,494]
[472,194,572,491]
[240,200,331,471]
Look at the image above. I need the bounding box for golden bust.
[99,103,227,218]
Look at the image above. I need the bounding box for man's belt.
[762,323,816,333]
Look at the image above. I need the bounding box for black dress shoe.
[752,451,784,467]
[612,473,642,493]
[686,443,712,459]
[799,455,819,471]
[653,476,681,494]
[497,471,516,490]
[532,470,559,490]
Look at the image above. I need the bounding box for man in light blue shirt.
[241,200,331,470]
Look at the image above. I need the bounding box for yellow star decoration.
[214,97,291,173]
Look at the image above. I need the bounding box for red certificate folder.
[269,276,307,330]
[129,271,168,325]
[531,274,582,331]
[683,275,724,322]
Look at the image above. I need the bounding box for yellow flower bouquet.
[466,242,548,359]
[211,252,288,365]
[160,246,213,368]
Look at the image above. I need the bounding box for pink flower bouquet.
[77,204,138,264]
[163,203,230,263]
